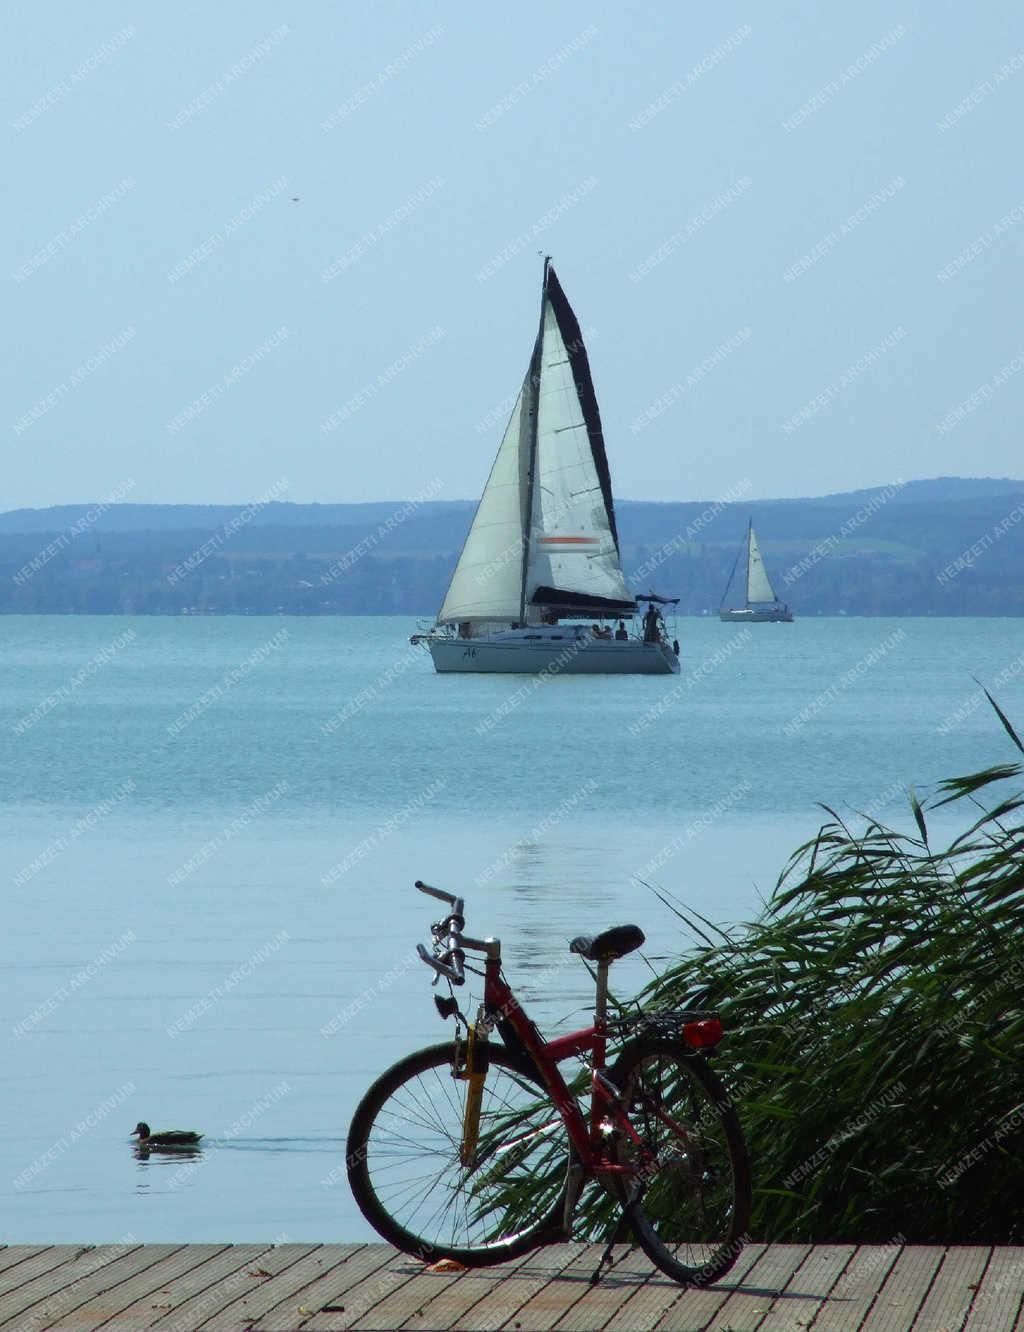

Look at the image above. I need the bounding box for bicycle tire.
[609,1036,751,1287]
[347,1040,570,1266]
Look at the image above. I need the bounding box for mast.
[518,255,549,624]
[720,536,742,611]
[745,518,753,608]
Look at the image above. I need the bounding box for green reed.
[496,695,1024,1243]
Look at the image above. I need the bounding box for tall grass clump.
[640,698,1024,1242]
[489,700,1024,1244]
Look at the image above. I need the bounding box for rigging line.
[720,543,743,611]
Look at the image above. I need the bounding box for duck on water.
[131,1122,202,1147]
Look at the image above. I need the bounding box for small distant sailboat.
[411,259,680,674]
[719,520,794,623]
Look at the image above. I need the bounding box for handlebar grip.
[416,880,457,907]
[416,881,464,921]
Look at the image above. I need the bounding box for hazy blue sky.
[4,1,1023,509]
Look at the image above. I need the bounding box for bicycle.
[346,881,751,1287]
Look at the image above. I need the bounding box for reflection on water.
[133,1143,204,1163]
[213,1137,348,1152]
[500,840,628,1028]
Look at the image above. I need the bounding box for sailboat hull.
[719,607,794,623]
[423,635,680,675]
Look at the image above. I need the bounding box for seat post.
[594,960,610,1024]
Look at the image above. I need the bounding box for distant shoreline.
[2,478,1022,617]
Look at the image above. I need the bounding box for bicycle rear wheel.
[609,1037,750,1286]
[347,1041,570,1266]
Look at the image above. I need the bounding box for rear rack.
[608,1009,720,1038]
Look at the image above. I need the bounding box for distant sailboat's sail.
[523,265,633,617]
[437,381,531,624]
[438,261,634,626]
[746,525,777,604]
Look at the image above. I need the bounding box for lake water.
[2,614,1021,1242]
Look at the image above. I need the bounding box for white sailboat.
[412,259,680,675]
[719,520,794,622]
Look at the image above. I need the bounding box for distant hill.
[806,477,1024,507]
[1,477,1021,616]
[2,477,1021,533]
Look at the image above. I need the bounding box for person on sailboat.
[615,620,628,641]
[642,604,661,643]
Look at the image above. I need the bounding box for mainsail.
[746,524,777,604]
[437,260,634,625]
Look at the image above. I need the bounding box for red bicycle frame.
[482,955,638,1177]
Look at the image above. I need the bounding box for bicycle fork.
[455,1008,491,1168]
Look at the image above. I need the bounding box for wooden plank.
[860,1246,946,1332]
[264,1244,407,1330]
[0,1247,140,1330]
[243,1246,391,1332]
[912,1247,991,1331]
[0,1248,104,1331]
[191,1244,321,1329]
[810,1245,903,1332]
[0,1246,82,1301]
[0,1247,52,1279]
[758,1245,856,1330]
[199,1245,346,1330]
[351,1252,526,1332]
[450,1244,584,1331]
[8,1244,1024,1332]
[60,1247,229,1330]
[140,1245,275,1330]
[17,1245,179,1332]
[506,1243,615,1330]
[965,1247,1024,1331]
[552,1245,673,1331]
[651,1244,767,1332]
[397,1252,537,1331]
[704,1244,812,1330]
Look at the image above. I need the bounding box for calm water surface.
[1,615,1021,1240]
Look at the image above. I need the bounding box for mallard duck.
[131,1121,202,1147]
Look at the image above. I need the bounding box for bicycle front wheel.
[610,1037,751,1287]
[347,1041,570,1266]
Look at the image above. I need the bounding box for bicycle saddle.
[569,924,645,962]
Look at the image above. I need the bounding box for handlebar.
[417,941,465,985]
[415,880,466,986]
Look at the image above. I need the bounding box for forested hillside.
[1,478,1021,616]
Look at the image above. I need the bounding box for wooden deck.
[0,1242,1020,1330]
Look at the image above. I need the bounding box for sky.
[4,1,1024,509]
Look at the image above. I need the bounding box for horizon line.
[2,474,1024,517]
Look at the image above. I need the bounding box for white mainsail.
[523,303,632,612]
[437,381,531,624]
[438,260,633,626]
[746,525,777,604]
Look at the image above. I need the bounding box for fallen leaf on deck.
[424,1257,468,1273]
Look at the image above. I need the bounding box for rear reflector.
[683,1018,723,1049]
